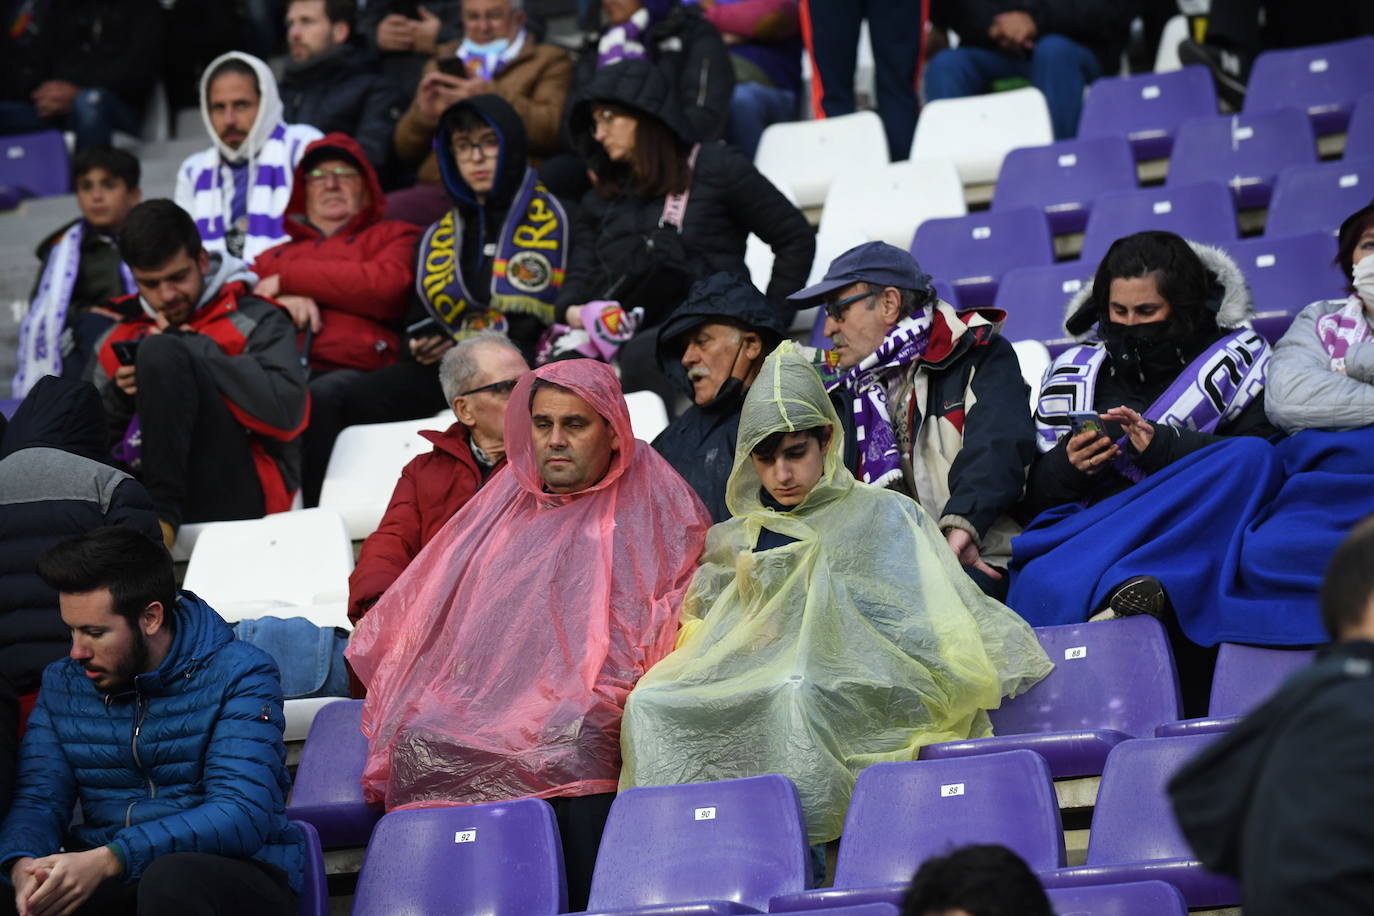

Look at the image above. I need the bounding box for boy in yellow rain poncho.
[620,341,1053,844]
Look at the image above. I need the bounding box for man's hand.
[413,5,442,56]
[989,11,1037,51]
[113,364,138,397]
[410,334,454,365]
[31,81,79,118]
[416,71,471,121]
[1100,405,1155,453]
[11,857,45,916]
[377,13,417,52]
[253,273,281,300]
[276,295,323,334]
[946,528,1003,580]
[1065,427,1118,474]
[21,847,120,916]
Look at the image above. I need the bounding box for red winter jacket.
[254,133,420,372]
[347,422,502,626]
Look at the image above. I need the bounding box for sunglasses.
[459,377,520,397]
[823,289,877,321]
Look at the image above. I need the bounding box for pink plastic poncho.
[345,359,711,810]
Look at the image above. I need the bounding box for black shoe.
[1105,575,1168,620]
[1178,39,1252,110]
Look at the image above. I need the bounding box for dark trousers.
[0,89,140,153]
[134,334,265,528]
[62,311,118,381]
[801,0,924,160]
[0,852,296,916]
[301,361,447,507]
[549,792,616,912]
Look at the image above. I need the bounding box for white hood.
[199,51,283,165]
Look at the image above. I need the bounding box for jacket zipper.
[124,693,156,827]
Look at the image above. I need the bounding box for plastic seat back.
[833,751,1064,888]
[1209,643,1317,717]
[1081,181,1236,265]
[910,206,1054,308]
[0,131,69,197]
[820,158,967,249]
[319,416,446,540]
[291,820,329,916]
[1221,232,1346,317]
[287,699,380,848]
[1086,735,1217,865]
[352,799,567,915]
[1244,36,1374,135]
[1167,108,1316,210]
[756,111,889,208]
[1079,67,1218,161]
[1266,157,1374,239]
[993,136,1137,235]
[994,262,1094,349]
[911,87,1053,185]
[587,774,809,911]
[1046,879,1187,916]
[1345,92,1374,160]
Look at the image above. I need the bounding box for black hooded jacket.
[280,43,401,172]
[650,273,786,523]
[560,59,813,326]
[0,376,161,693]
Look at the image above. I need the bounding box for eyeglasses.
[823,289,877,321]
[459,377,520,397]
[453,135,501,159]
[305,166,361,184]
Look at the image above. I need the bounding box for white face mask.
[1355,252,1374,313]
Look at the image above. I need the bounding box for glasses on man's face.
[459,377,520,397]
[454,135,501,160]
[305,166,361,185]
[824,289,877,321]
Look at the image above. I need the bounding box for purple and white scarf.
[597,8,651,68]
[12,221,134,398]
[185,122,301,262]
[831,312,932,487]
[1315,295,1373,373]
[1035,330,1271,479]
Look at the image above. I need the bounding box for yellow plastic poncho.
[619,341,1053,842]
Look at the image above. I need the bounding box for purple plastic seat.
[1220,232,1345,316]
[291,820,328,916]
[0,399,22,420]
[1244,36,1374,136]
[1039,735,1239,908]
[352,798,566,915]
[1155,643,1318,737]
[1346,93,1374,160]
[1080,181,1237,265]
[1167,108,1316,210]
[994,262,1094,352]
[993,136,1138,235]
[1251,312,1296,345]
[0,131,69,197]
[802,907,898,916]
[584,774,809,915]
[1078,66,1218,161]
[1045,879,1187,916]
[285,699,382,848]
[910,207,1054,308]
[769,750,1064,912]
[1265,157,1374,239]
[920,617,1182,779]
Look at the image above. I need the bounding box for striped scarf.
[598,9,651,68]
[1316,295,1374,373]
[185,123,298,263]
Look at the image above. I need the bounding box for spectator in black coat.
[651,273,786,523]
[358,0,463,99]
[280,0,401,172]
[0,0,164,152]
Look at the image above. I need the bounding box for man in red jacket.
[253,133,421,505]
[346,330,528,634]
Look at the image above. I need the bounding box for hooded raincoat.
[346,358,711,810]
[620,342,1053,842]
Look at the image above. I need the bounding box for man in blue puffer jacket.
[0,527,303,915]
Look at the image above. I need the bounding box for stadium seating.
[1039,735,1240,909]
[1220,232,1347,318]
[285,699,382,849]
[755,111,889,209]
[625,390,670,442]
[1011,340,1052,408]
[1155,643,1317,737]
[910,206,1055,308]
[352,799,567,916]
[992,136,1137,235]
[819,157,967,249]
[0,131,70,198]
[318,416,447,540]
[1167,108,1316,210]
[1080,181,1237,265]
[910,87,1054,186]
[994,261,1094,352]
[769,751,1064,912]
[920,617,1182,779]
[292,820,328,916]
[1045,880,1187,916]
[181,508,353,612]
[1243,36,1374,136]
[1345,92,1374,160]
[1265,157,1374,239]
[1078,66,1218,161]
[585,774,809,914]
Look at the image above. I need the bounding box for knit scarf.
[187,122,296,261]
[454,27,527,80]
[1315,295,1374,373]
[833,311,932,488]
[12,221,134,397]
[598,8,651,68]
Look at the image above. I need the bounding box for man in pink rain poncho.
[345,357,711,908]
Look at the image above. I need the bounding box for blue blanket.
[1008,427,1374,646]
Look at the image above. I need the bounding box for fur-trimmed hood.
[1063,240,1255,340]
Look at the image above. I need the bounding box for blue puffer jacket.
[0,591,304,892]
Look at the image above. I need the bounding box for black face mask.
[1100,320,1187,384]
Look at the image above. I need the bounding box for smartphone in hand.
[406,316,443,338]
[1068,411,1104,437]
[112,339,141,367]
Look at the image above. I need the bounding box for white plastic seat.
[318,416,446,540]
[820,158,967,249]
[911,87,1054,186]
[625,390,670,442]
[183,508,354,612]
[755,110,890,208]
[171,489,304,563]
[1011,339,1052,409]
